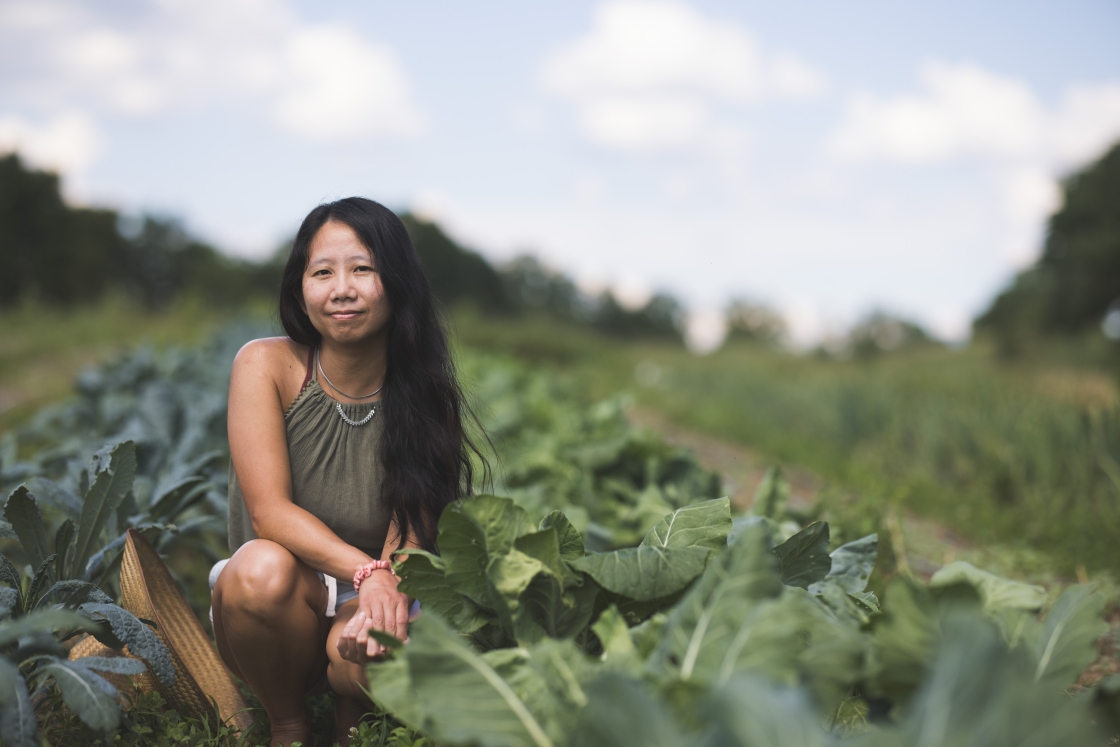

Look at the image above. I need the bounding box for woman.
[210,198,485,747]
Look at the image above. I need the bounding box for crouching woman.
[210,198,486,747]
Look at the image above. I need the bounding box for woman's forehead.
[308,221,374,262]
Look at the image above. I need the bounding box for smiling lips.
[329,310,362,320]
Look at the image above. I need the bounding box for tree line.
[0,153,684,342]
[2,139,1118,351]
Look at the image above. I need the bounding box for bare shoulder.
[231,338,311,402]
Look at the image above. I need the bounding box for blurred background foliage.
[1,140,1119,575]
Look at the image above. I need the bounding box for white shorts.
[208,558,359,624]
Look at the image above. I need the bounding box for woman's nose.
[330,276,357,301]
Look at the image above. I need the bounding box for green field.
[4,302,1119,578]
[450,312,1120,577]
[3,307,1119,746]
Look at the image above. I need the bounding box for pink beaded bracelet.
[353,560,396,592]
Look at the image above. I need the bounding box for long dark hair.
[279,197,488,552]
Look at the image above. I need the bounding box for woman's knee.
[215,540,313,617]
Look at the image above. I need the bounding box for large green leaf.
[1027,585,1107,687]
[365,654,424,727]
[439,495,538,611]
[867,578,939,700]
[73,655,149,677]
[640,498,731,551]
[515,573,599,644]
[73,441,137,580]
[53,519,75,579]
[0,664,36,747]
[0,608,93,647]
[41,657,121,733]
[395,550,491,634]
[538,511,585,561]
[4,487,50,571]
[26,554,58,611]
[930,561,1046,615]
[462,494,537,556]
[590,606,636,661]
[79,602,174,688]
[147,476,208,521]
[35,580,113,609]
[568,672,686,747]
[23,476,82,519]
[810,533,878,595]
[856,613,1104,747]
[569,545,710,602]
[771,521,831,590]
[704,674,829,747]
[751,465,789,520]
[405,614,557,747]
[648,524,800,686]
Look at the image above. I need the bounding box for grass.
[451,310,1120,575]
[0,296,263,433]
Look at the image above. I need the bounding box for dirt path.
[626,406,820,512]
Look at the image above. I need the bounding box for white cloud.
[0,0,423,156]
[0,111,102,173]
[540,0,824,151]
[829,62,1044,163]
[828,61,1120,270]
[273,24,423,140]
[1050,82,1120,165]
[829,61,1120,168]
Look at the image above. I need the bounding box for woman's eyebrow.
[308,253,372,267]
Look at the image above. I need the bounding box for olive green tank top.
[227,353,389,558]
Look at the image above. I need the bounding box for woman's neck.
[316,337,388,402]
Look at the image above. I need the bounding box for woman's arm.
[336,521,423,662]
[228,340,376,582]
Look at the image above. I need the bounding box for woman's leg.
[213,539,329,747]
[325,601,377,747]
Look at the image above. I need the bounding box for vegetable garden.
[1,325,1117,746]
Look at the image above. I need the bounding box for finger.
[395,600,409,640]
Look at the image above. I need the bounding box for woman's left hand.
[336,569,410,664]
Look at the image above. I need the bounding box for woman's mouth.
[330,311,361,320]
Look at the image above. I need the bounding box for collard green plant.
[368,490,1114,747]
[1,441,178,746]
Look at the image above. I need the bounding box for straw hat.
[70,529,254,734]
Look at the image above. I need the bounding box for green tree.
[401,213,513,314]
[976,140,1120,347]
[0,154,128,306]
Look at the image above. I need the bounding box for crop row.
[0,327,1117,745]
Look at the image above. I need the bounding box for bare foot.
[334,696,373,747]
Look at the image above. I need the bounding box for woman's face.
[300,220,391,345]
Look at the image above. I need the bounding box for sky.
[1,0,1118,349]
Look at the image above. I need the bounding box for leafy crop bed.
[1,327,1118,746]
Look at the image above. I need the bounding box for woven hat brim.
[119,529,255,734]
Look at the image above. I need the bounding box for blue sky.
[1,0,1118,348]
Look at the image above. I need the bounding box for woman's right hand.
[336,569,410,663]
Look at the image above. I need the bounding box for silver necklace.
[316,348,384,398]
[316,349,381,426]
[335,402,376,426]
